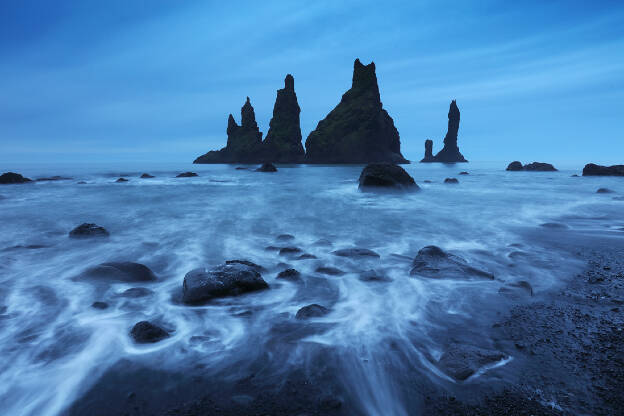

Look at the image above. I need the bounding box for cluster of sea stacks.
[194,59,460,165]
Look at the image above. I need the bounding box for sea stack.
[305,59,408,164]
[194,97,263,164]
[421,139,434,162]
[420,100,467,163]
[262,74,304,163]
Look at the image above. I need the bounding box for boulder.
[459,171,469,175]
[507,161,557,171]
[130,321,170,343]
[256,163,277,172]
[69,223,109,238]
[410,246,494,280]
[276,268,301,281]
[358,163,418,190]
[597,188,614,194]
[315,267,345,276]
[279,247,303,256]
[444,178,459,184]
[431,100,467,163]
[262,74,305,163]
[115,178,128,183]
[182,263,268,304]
[91,301,109,310]
[80,262,157,283]
[0,172,32,184]
[295,304,329,319]
[176,172,198,178]
[305,59,408,164]
[583,163,624,176]
[140,173,155,178]
[194,97,264,164]
[436,344,506,381]
[225,260,265,272]
[332,248,380,258]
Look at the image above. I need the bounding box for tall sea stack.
[194,98,263,164]
[419,100,467,163]
[262,74,304,163]
[304,59,408,164]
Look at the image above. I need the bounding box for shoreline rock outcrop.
[305,59,408,164]
[506,161,557,171]
[582,163,624,176]
[0,172,32,184]
[194,97,264,164]
[421,101,467,163]
[262,74,304,163]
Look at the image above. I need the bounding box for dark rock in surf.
[296,304,329,319]
[194,97,264,164]
[436,344,506,381]
[305,59,408,164]
[459,171,469,175]
[540,222,568,229]
[140,173,155,178]
[80,262,157,283]
[444,178,459,184]
[279,247,303,256]
[296,253,318,260]
[358,163,417,190]
[118,287,154,298]
[115,178,128,183]
[359,270,392,282]
[332,248,380,258]
[421,139,435,162]
[36,176,72,181]
[91,301,109,310]
[597,188,614,194]
[176,172,198,178]
[582,163,624,176]
[507,161,557,171]
[431,100,467,163]
[276,268,301,281]
[315,266,345,276]
[182,263,268,304]
[69,223,110,238]
[410,246,494,280]
[256,163,277,172]
[130,321,170,343]
[263,74,305,163]
[0,172,32,184]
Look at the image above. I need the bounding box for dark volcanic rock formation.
[194,98,264,164]
[0,172,32,184]
[182,262,268,304]
[69,223,109,238]
[305,59,408,164]
[421,139,435,162]
[130,321,170,343]
[507,161,557,171]
[410,246,493,280]
[262,74,304,163]
[583,163,624,176]
[256,163,277,172]
[419,101,467,163]
[358,163,418,190]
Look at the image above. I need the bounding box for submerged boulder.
[0,172,32,184]
[130,321,170,343]
[305,59,408,164]
[80,262,157,283]
[194,97,264,164]
[276,268,301,281]
[140,173,155,178]
[332,248,380,258]
[262,74,305,163]
[296,304,329,319]
[583,163,624,176]
[358,163,417,190]
[410,246,493,280]
[597,188,614,194]
[69,223,109,238]
[256,163,277,172]
[115,178,128,183]
[176,172,198,178]
[182,263,268,304]
[507,161,557,171]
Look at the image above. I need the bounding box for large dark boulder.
[304,59,408,164]
[256,163,277,172]
[420,139,435,162]
[431,100,467,163]
[583,163,624,176]
[69,223,109,238]
[80,262,157,283]
[0,172,32,184]
[194,97,264,164]
[358,163,418,190]
[130,321,170,343]
[262,74,305,163]
[507,161,557,171]
[410,246,493,280]
[182,263,269,304]
[296,304,329,319]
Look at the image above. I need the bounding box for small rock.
[140,173,155,178]
[315,267,345,276]
[115,178,128,183]
[597,188,614,194]
[91,301,109,310]
[130,321,170,343]
[276,268,301,281]
[276,234,295,241]
[540,222,568,229]
[359,270,392,282]
[444,178,459,184]
[69,223,110,238]
[118,288,154,298]
[296,304,329,319]
[77,181,87,184]
[332,248,380,258]
[80,262,157,283]
[36,176,72,181]
[459,171,469,175]
[279,247,303,256]
[296,253,318,260]
[0,172,32,184]
[256,163,277,172]
[176,172,198,178]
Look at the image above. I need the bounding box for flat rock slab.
[80,262,157,283]
[182,263,268,304]
[437,344,506,381]
[410,246,494,280]
[332,248,380,258]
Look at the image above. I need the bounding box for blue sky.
[0,0,623,164]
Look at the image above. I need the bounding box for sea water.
[0,161,623,415]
